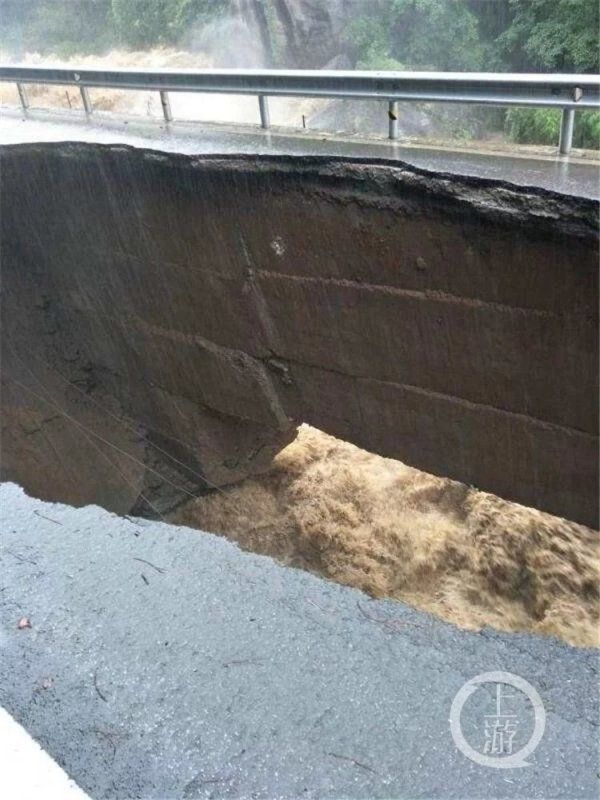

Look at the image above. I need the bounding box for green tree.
[500,0,599,72]
[0,0,113,56]
[505,108,600,149]
[348,0,485,71]
[110,0,226,48]
[500,1,599,149]
[348,12,405,70]
[111,0,169,47]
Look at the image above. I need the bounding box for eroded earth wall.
[1,144,598,525]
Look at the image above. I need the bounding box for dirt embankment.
[172,425,600,648]
[2,145,597,522]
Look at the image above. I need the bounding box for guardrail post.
[559,108,575,155]
[159,90,173,123]
[258,94,270,129]
[80,85,92,114]
[16,82,29,110]
[388,100,398,140]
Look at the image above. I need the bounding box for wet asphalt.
[1,105,599,198]
[0,483,598,799]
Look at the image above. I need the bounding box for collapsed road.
[0,119,598,800]
[1,141,598,525]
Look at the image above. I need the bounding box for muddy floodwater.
[172,425,600,648]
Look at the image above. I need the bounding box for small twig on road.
[222,658,264,668]
[141,573,149,585]
[125,516,144,533]
[3,548,38,565]
[328,752,377,774]
[33,510,62,525]
[133,557,166,574]
[92,728,123,762]
[93,670,108,702]
[357,600,407,633]
[306,597,327,613]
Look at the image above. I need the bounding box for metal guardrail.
[1,65,599,155]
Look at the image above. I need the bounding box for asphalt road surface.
[0,483,597,799]
[1,105,599,198]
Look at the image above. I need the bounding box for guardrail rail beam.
[2,66,598,156]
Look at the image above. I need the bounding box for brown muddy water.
[171,425,599,648]
[0,48,325,125]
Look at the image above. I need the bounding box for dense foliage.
[1,0,114,57]
[505,107,600,149]
[348,0,485,71]
[0,0,226,54]
[1,0,598,147]
[111,0,226,48]
[499,0,599,72]
[345,0,599,147]
[346,0,599,73]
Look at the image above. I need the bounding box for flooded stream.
[172,425,600,648]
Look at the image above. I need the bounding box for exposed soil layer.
[172,425,600,648]
[1,143,598,524]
